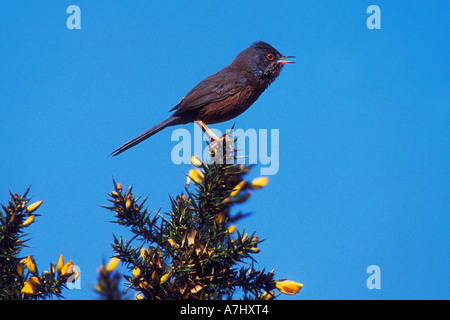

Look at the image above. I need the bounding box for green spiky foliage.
[103,140,278,300]
[0,189,78,300]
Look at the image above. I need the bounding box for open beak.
[277,55,295,64]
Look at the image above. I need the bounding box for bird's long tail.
[111,117,180,156]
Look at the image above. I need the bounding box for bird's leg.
[196,120,222,142]
[195,121,232,152]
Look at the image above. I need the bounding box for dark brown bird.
[111,41,294,156]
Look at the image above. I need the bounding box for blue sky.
[1,1,448,299]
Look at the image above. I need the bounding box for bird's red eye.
[266,53,274,61]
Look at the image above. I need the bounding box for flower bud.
[61,260,74,276]
[160,272,170,284]
[190,155,203,167]
[276,280,303,295]
[230,181,246,197]
[21,281,34,295]
[57,254,64,274]
[29,276,41,286]
[17,262,24,276]
[26,200,43,213]
[249,247,260,253]
[250,177,269,190]
[25,255,37,274]
[23,215,35,227]
[105,257,120,272]
[140,248,148,261]
[126,198,132,209]
[227,225,236,234]
[133,267,141,279]
[188,169,204,184]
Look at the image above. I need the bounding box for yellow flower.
[17,262,24,276]
[135,293,144,300]
[227,225,236,234]
[250,177,269,190]
[116,182,122,192]
[188,169,204,184]
[230,181,246,197]
[249,247,260,253]
[190,155,203,167]
[160,273,170,284]
[133,267,141,279]
[26,200,43,213]
[29,276,41,286]
[61,260,74,276]
[57,254,64,274]
[21,281,34,295]
[276,280,303,295]
[22,215,35,227]
[25,255,37,274]
[105,257,120,272]
[126,198,132,209]
[140,248,149,261]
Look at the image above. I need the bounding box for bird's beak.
[277,56,295,64]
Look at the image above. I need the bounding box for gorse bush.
[0,189,78,300]
[1,139,302,300]
[99,140,302,299]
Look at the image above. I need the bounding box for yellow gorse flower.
[21,281,34,295]
[61,260,74,276]
[140,247,149,260]
[17,262,24,276]
[22,215,35,227]
[57,254,64,274]
[136,293,144,300]
[126,198,132,209]
[133,267,141,279]
[275,280,303,295]
[26,200,43,213]
[105,257,120,272]
[227,225,236,234]
[250,177,269,190]
[29,276,41,286]
[25,255,36,274]
[188,169,204,184]
[190,155,203,167]
[160,272,170,284]
[230,181,246,197]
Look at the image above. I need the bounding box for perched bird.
[111,41,294,156]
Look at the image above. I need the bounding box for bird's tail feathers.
[111,117,179,156]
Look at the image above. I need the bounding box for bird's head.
[233,41,295,81]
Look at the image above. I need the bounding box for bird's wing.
[170,72,246,116]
